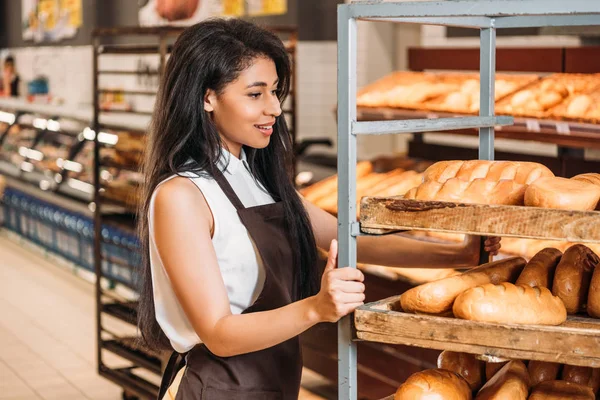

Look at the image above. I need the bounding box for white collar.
[217,146,250,175]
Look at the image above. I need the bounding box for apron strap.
[157,351,187,400]
[212,168,246,211]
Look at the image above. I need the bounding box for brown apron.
[157,169,303,400]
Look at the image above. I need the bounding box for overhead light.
[97,131,119,145]
[68,178,94,194]
[83,127,96,141]
[33,118,47,130]
[21,161,34,172]
[46,119,61,132]
[56,158,65,168]
[39,180,51,191]
[18,147,44,161]
[0,111,16,125]
[63,160,83,173]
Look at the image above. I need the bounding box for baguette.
[453,283,567,325]
[562,365,600,393]
[524,177,600,211]
[552,244,599,314]
[515,248,563,288]
[528,361,562,387]
[395,369,472,400]
[475,360,529,400]
[404,177,527,205]
[588,264,600,318]
[529,380,595,400]
[438,351,485,392]
[301,161,373,202]
[423,160,554,185]
[401,257,526,314]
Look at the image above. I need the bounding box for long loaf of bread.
[424,160,554,185]
[528,361,562,387]
[525,177,600,211]
[400,257,526,314]
[515,248,563,288]
[529,380,595,400]
[453,282,567,325]
[404,177,527,205]
[475,360,529,400]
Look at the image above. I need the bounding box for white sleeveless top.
[148,148,275,352]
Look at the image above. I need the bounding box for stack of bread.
[395,351,600,399]
[404,160,600,211]
[400,245,600,324]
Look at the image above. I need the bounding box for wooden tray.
[355,295,600,368]
[360,197,600,243]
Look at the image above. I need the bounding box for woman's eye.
[249,93,261,98]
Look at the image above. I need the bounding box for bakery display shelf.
[355,295,600,368]
[101,338,162,375]
[97,70,160,76]
[359,197,600,243]
[98,89,157,96]
[99,365,158,400]
[100,159,140,171]
[99,109,154,117]
[102,301,138,325]
[97,44,174,55]
[357,107,600,149]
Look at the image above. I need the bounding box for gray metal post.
[479,25,496,161]
[337,4,358,400]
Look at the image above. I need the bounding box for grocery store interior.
[1,1,600,400]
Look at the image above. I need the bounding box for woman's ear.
[204,89,216,112]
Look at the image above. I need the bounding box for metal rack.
[91,25,299,399]
[336,2,600,399]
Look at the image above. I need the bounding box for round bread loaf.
[524,177,600,211]
[529,380,595,400]
[485,361,509,381]
[562,365,600,393]
[516,248,563,289]
[528,361,562,387]
[475,360,529,400]
[438,351,485,392]
[552,244,599,314]
[453,283,567,325]
[588,264,600,318]
[394,369,472,400]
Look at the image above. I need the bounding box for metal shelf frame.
[336,1,600,399]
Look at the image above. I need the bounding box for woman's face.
[204,56,282,158]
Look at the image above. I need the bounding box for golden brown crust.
[453,283,567,326]
[423,160,554,185]
[475,360,529,400]
[552,244,599,314]
[588,264,600,318]
[438,351,485,392]
[516,248,563,289]
[400,257,526,314]
[524,177,600,211]
[486,362,509,381]
[529,380,595,400]
[395,369,472,400]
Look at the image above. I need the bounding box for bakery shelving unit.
[91,25,300,399]
[336,2,600,399]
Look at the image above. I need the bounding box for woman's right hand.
[311,239,366,323]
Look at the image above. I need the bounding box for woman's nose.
[266,94,282,117]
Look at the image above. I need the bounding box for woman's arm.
[152,179,365,357]
[301,195,499,269]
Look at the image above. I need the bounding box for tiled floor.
[0,233,334,400]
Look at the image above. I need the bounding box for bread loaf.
[475,360,529,400]
[524,177,600,211]
[301,161,373,203]
[486,362,509,381]
[588,264,600,318]
[453,283,567,325]
[529,380,595,400]
[423,160,554,185]
[438,351,485,392]
[552,244,599,314]
[528,361,562,387]
[395,369,472,400]
[562,365,600,393]
[573,174,600,210]
[401,257,526,314]
[516,248,563,288]
[404,178,527,205]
